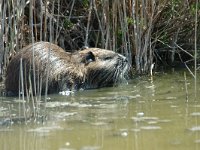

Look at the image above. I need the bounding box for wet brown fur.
[5,42,129,95]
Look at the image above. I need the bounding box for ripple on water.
[80,146,100,150]
[190,112,200,116]
[166,96,177,100]
[119,129,128,137]
[90,122,108,126]
[27,125,63,135]
[0,107,8,118]
[0,128,13,132]
[188,126,200,132]
[59,148,75,150]
[140,126,161,130]
[45,102,92,108]
[45,102,70,108]
[131,115,170,130]
[113,129,129,138]
[0,107,7,112]
[131,116,159,122]
[195,139,200,143]
[52,112,78,119]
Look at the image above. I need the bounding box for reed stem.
[194,0,198,99]
[184,72,189,102]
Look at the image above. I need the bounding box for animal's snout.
[118,54,127,61]
[124,57,128,63]
[121,55,129,63]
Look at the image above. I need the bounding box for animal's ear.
[81,51,95,64]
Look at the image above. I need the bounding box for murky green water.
[1,69,200,150]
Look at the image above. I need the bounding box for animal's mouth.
[120,56,130,74]
[121,64,129,79]
[114,58,130,84]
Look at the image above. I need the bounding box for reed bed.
[1,0,199,72]
[0,0,199,119]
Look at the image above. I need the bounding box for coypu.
[5,42,129,95]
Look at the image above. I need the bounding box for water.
[1,69,200,150]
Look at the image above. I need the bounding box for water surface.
[1,69,200,150]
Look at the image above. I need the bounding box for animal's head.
[78,48,130,89]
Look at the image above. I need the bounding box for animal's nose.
[118,54,129,63]
[122,55,128,63]
[124,57,128,63]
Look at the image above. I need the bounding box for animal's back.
[5,42,81,95]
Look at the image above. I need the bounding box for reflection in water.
[0,70,200,150]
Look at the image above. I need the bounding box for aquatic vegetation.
[1,0,200,75]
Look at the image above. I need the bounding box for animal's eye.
[86,51,95,62]
[83,51,95,64]
[87,58,94,63]
[104,56,112,60]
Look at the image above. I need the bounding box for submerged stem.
[194,0,198,99]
